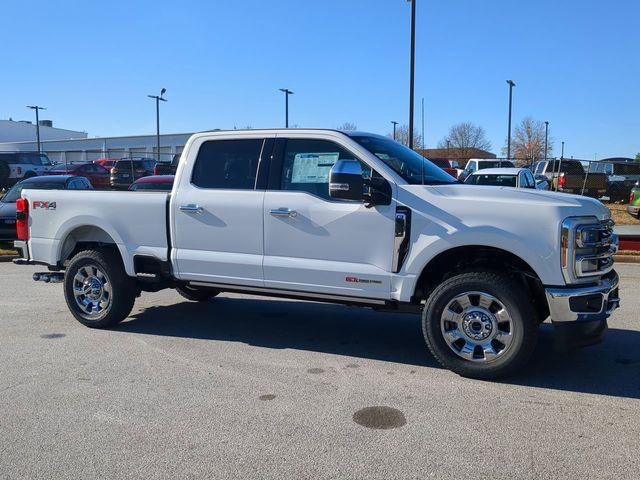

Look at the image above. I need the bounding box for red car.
[45,162,111,189]
[93,157,120,170]
[430,158,459,178]
[129,175,175,191]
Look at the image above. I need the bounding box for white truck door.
[171,135,274,287]
[263,136,396,300]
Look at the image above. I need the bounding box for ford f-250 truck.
[13,129,620,379]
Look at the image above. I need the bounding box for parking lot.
[0,261,638,479]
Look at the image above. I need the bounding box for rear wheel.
[422,270,538,379]
[64,248,136,328]
[176,285,220,302]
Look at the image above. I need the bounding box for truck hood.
[402,184,610,222]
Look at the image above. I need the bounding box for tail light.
[16,198,29,240]
[558,173,566,188]
[631,191,635,203]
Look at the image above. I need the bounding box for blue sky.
[1,0,638,159]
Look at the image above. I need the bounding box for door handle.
[179,204,204,214]
[269,208,297,218]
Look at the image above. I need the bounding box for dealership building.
[0,119,196,163]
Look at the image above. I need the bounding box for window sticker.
[290,152,339,183]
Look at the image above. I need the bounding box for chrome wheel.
[72,264,112,316]
[440,291,514,362]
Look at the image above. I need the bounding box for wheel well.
[60,225,120,265]
[414,246,549,322]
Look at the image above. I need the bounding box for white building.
[0,119,87,143]
[0,131,198,163]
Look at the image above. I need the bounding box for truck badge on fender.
[33,201,56,210]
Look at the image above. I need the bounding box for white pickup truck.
[13,129,620,379]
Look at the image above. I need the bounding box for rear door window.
[191,138,264,189]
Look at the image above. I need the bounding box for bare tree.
[438,122,491,158]
[387,124,423,148]
[504,117,554,162]
[337,122,357,131]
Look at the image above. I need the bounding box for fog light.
[569,294,603,313]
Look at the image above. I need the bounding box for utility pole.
[544,121,549,161]
[26,105,46,154]
[407,0,416,150]
[421,97,425,150]
[147,88,167,162]
[506,80,515,160]
[279,88,294,128]
[391,121,399,140]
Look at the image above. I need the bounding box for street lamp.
[26,105,46,154]
[147,88,167,162]
[407,0,416,150]
[544,121,549,161]
[506,80,515,160]
[279,88,294,128]
[391,121,399,140]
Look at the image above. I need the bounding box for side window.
[518,172,527,187]
[525,171,535,187]
[467,161,476,172]
[280,139,364,201]
[192,138,264,189]
[534,162,546,175]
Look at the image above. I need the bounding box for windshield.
[350,135,456,184]
[477,160,515,170]
[2,183,23,203]
[466,174,517,187]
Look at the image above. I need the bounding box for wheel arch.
[58,224,131,274]
[412,245,549,323]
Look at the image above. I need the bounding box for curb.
[0,255,17,263]
[614,254,640,264]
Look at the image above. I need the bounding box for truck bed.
[22,189,169,275]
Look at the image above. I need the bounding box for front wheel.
[64,248,136,328]
[422,270,538,379]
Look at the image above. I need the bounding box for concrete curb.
[614,254,640,264]
[0,255,17,263]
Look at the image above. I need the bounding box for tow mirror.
[329,160,364,201]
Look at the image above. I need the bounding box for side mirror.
[329,160,364,201]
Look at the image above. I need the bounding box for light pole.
[407,0,416,150]
[26,105,46,154]
[147,88,167,162]
[421,97,425,150]
[544,121,549,161]
[279,88,294,128]
[391,121,399,140]
[506,80,515,160]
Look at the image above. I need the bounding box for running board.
[188,281,389,307]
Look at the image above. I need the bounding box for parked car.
[464,168,547,190]
[627,183,640,219]
[110,158,155,189]
[14,129,619,380]
[459,159,515,182]
[129,175,175,191]
[45,162,110,189]
[154,154,180,176]
[93,158,120,170]
[589,160,640,202]
[0,152,51,189]
[430,158,458,178]
[532,159,607,199]
[0,175,92,240]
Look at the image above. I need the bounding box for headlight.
[561,217,617,284]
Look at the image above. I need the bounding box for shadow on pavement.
[120,297,640,399]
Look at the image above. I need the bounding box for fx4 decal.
[33,201,56,210]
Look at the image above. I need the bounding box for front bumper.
[545,270,619,349]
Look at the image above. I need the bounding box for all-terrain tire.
[64,248,136,328]
[422,270,538,380]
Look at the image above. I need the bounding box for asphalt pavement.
[0,262,639,479]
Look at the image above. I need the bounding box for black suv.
[110,158,156,189]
